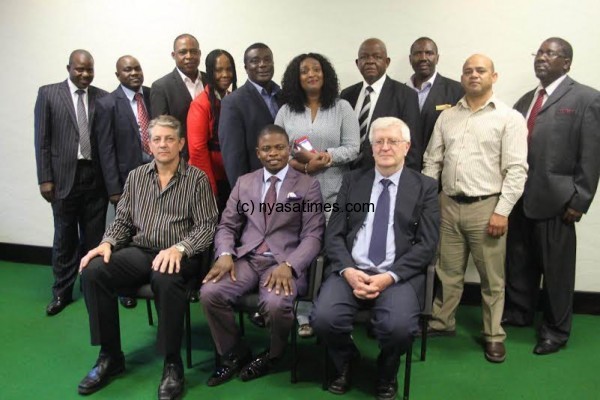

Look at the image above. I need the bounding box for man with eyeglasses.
[503,37,600,355]
[312,117,439,399]
[422,54,528,363]
[341,38,421,170]
[151,33,206,160]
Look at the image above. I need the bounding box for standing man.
[151,33,205,159]
[422,54,528,363]
[311,117,439,399]
[34,49,108,316]
[504,38,600,355]
[219,43,281,188]
[407,37,463,157]
[201,125,324,385]
[77,115,217,399]
[341,38,421,170]
[94,55,152,309]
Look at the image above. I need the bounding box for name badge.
[436,104,452,111]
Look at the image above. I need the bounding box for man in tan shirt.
[422,54,528,363]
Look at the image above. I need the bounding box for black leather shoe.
[46,296,72,316]
[158,363,184,400]
[239,351,275,382]
[119,296,137,309]
[206,350,252,386]
[248,312,266,328]
[533,339,565,355]
[375,377,398,400]
[501,315,531,327]
[328,361,352,394]
[78,352,125,395]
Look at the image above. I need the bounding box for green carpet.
[1,262,598,399]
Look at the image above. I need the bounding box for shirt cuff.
[386,271,400,283]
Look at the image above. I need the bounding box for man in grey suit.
[201,125,325,386]
[407,37,464,157]
[34,49,108,315]
[504,37,600,355]
[151,33,206,160]
[218,43,281,188]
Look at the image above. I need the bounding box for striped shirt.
[422,95,528,216]
[102,160,218,256]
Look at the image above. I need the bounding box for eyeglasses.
[372,139,406,147]
[532,50,566,59]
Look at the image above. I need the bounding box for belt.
[448,193,500,204]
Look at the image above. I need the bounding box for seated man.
[200,124,325,385]
[311,117,439,400]
[78,115,217,400]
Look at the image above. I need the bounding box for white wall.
[1,0,599,290]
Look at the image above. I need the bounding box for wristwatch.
[174,244,186,255]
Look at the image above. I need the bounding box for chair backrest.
[303,255,325,302]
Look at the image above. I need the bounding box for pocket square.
[436,104,452,111]
[557,108,576,115]
[286,192,303,202]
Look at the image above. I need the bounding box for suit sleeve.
[94,99,122,196]
[389,177,440,281]
[219,96,248,187]
[213,176,246,258]
[150,81,169,118]
[34,87,53,184]
[570,93,600,213]
[401,88,423,170]
[187,97,217,194]
[325,172,358,274]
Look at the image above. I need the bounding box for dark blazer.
[34,80,108,199]
[150,68,206,158]
[341,76,421,170]
[420,74,464,154]
[215,167,325,281]
[218,80,281,187]
[514,76,600,219]
[325,167,440,307]
[94,85,151,196]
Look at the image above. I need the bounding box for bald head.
[461,54,497,100]
[356,38,390,84]
[463,54,495,72]
[115,55,144,91]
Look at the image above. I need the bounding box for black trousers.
[50,161,107,299]
[505,200,576,343]
[81,246,201,357]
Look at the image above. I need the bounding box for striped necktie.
[358,86,374,143]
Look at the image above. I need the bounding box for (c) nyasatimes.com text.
[235,200,374,215]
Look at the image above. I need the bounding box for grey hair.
[148,115,182,139]
[369,117,411,143]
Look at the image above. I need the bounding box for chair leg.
[403,343,412,400]
[322,345,330,391]
[146,299,153,326]
[420,315,428,361]
[238,311,245,336]
[291,301,299,383]
[185,303,192,369]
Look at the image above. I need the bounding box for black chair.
[233,255,325,383]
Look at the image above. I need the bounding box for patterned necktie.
[134,93,151,154]
[358,86,374,143]
[368,179,392,266]
[527,88,546,144]
[256,176,279,254]
[76,89,91,159]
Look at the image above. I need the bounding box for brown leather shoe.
[484,342,506,363]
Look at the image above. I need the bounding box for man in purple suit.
[200,124,325,386]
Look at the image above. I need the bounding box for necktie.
[368,179,392,266]
[256,176,279,254]
[76,89,91,159]
[527,88,546,143]
[134,93,151,154]
[358,86,374,143]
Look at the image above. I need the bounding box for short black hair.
[257,124,289,145]
[280,53,339,113]
[68,49,93,65]
[173,33,199,50]
[545,37,573,60]
[410,37,438,54]
[244,42,270,65]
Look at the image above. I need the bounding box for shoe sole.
[484,353,506,363]
[77,367,125,395]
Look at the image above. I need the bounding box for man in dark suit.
[34,49,108,316]
[407,37,463,157]
[201,125,325,386]
[504,37,600,355]
[341,38,421,170]
[311,117,440,399]
[94,55,152,309]
[151,33,206,160]
[219,43,282,188]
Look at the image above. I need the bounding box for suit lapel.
[252,169,267,233]
[395,170,418,225]
[372,76,392,119]
[349,170,375,239]
[516,90,535,116]
[59,80,78,128]
[115,86,139,135]
[172,68,193,103]
[344,83,362,108]
[244,81,272,118]
[421,74,444,111]
[539,76,574,115]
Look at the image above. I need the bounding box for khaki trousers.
[430,192,507,342]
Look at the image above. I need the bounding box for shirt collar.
[67,78,87,95]
[145,159,189,176]
[362,74,387,94]
[407,71,438,90]
[263,164,289,183]
[537,74,568,97]
[176,67,201,84]
[457,93,498,111]
[374,167,402,186]
[120,84,143,102]
[248,79,280,96]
